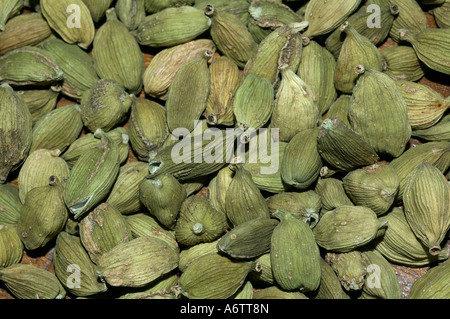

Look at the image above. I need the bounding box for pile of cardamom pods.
[0,0,449,300]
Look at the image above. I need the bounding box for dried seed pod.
[53,231,108,296]
[205,4,258,68]
[403,162,450,256]
[0,0,23,31]
[0,46,63,87]
[313,205,388,252]
[64,129,121,219]
[40,0,95,49]
[166,50,212,134]
[389,141,450,202]
[334,22,383,94]
[430,0,450,29]
[303,0,361,38]
[271,209,321,292]
[0,83,32,183]
[17,87,59,125]
[29,104,83,154]
[179,252,259,299]
[145,0,195,14]
[204,56,242,127]
[40,38,99,101]
[412,113,450,142]
[139,174,187,230]
[408,258,450,299]
[125,213,176,241]
[17,176,68,250]
[79,203,132,264]
[225,165,271,227]
[0,224,23,268]
[380,45,425,82]
[0,264,65,299]
[115,0,146,31]
[17,149,70,203]
[207,166,234,215]
[178,242,219,273]
[342,163,400,216]
[62,126,129,168]
[117,272,179,299]
[281,128,322,189]
[217,217,279,259]
[349,65,411,157]
[325,1,398,58]
[324,95,351,127]
[247,253,274,285]
[309,258,350,299]
[314,177,354,213]
[143,39,216,100]
[231,280,253,299]
[253,286,309,299]
[360,248,402,299]
[0,183,22,225]
[317,118,380,171]
[98,236,179,288]
[79,79,134,133]
[81,0,114,23]
[128,98,169,162]
[175,195,227,246]
[395,80,449,130]
[372,207,449,267]
[106,161,149,215]
[136,6,212,48]
[194,0,249,24]
[0,13,52,56]
[92,8,145,95]
[271,66,319,142]
[244,22,307,86]
[388,0,427,43]
[297,38,337,115]
[325,251,368,291]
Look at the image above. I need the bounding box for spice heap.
[0,0,449,300]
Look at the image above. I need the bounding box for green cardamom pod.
[217,217,279,259]
[318,118,379,172]
[125,212,176,241]
[0,224,23,268]
[98,236,179,288]
[92,8,145,94]
[115,0,145,31]
[17,176,68,250]
[388,0,427,43]
[17,149,70,203]
[194,0,248,25]
[313,205,388,252]
[325,251,368,291]
[314,177,354,213]
[403,162,450,256]
[0,264,65,299]
[0,46,63,87]
[81,0,113,23]
[145,0,195,14]
[143,39,216,100]
[178,243,219,273]
[303,0,361,38]
[248,0,302,31]
[29,104,83,154]
[324,94,351,127]
[408,258,450,299]
[40,0,95,49]
[372,207,449,267]
[309,258,350,299]
[79,79,134,133]
[205,4,258,68]
[139,174,187,229]
[117,272,179,299]
[0,0,23,31]
[430,0,450,29]
[271,209,321,292]
[79,202,132,264]
[271,66,319,142]
[297,38,337,115]
[136,6,212,48]
[0,12,52,56]
[106,161,149,215]
[40,38,99,101]
[380,45,425,82]
[0,83,32,183]
[247,253,274,286]
[179,252,259,299]
[342,163,400,215]
[349,65,411,157]
[16,87,59,125]
[53,231,108,296]
[204,55,242,127]
[128,97,169,162]
[334,22,383,94]
[207,166,234,215]
[412,113,450,142]
[0,183,22,225]
[64,129,121,219]
[225,165,271,227]
[175,195,228,246]
[253,286,309,299]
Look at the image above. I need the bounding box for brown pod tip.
[204,5,215,17]
[390,5,399,15]
[354,64,366,75]
[207,114,218,125]
[340,21,349,32]
[302,36,311,46]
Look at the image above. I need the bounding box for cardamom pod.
[115,0,145,31]
[253,286,309,299]
[413,113,450,142]
[207,166,234,215]
[194,0,248,24]
[179,242,219,273]
[0,0,23,31]
[324,94,351,127]
[408,258,450,299]
[309,258,350,299]
[388,0,427,43]
[17,87,59,125]
[314,177,354,213]
[430,0,450,29]
[145,0,195,14]
[325,251,368,291]
[0,183,22,225]
[81,0,114,23]
[0,224,23,268]
[380,45,425,82]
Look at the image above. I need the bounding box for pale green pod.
[0,183,22,225]
[325,251,368,291]
[408,259,450,299]
[0,0,23,31]
[324,95,351,127]
[388,0,427,43]
[308,258,350,299]
[380,45,425,82]
[16,87,59,125]
[115,0,146,31]
[81,0,114,23]
[0,224,23,268]
[314,177,354,213]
